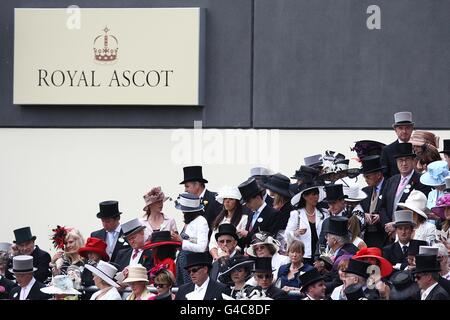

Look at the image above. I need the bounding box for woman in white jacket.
[172,193,209,286]
[286,182,328,265]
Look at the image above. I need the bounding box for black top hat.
[393,143,416,159]
[324,216,349,237]
[440,139,450,155]
[291,165,320,180]
[180,166,208,184]
[238,178,264,202]
[218,256,254,285]
[251,257,274,273]
[299,268,324,292]
[351,140,386,161]
[345,259,371,279]
[389,271,420,300]
[324,184,346,202]
[412,254,441,274]
[344,283,367,300]
[261,173,293,198]
[13,227,36,244]
[215,223,238,241]
[183,252,212,270]
[360,155,385,174]
[97,200,122,219]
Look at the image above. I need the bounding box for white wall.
[1,128,448,254]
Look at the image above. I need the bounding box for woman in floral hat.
[432,193,450,251]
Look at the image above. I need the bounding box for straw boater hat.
[174,192,204,212]
[143,186,170,211]
[392,111,414,127]
[40,275,81,295]
[9,255,37,274]
[420,160,449,187]
[215,186,242,204]
[85,260,120,288]
[122,264,149,284]
[78,237,109,261]
[246,232,280,257]
[397,190,429,220]
[393,210,416,228]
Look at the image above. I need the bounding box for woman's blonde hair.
[154,269,175,287]
[65,229,85,264]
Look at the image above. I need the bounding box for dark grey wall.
[1,0,449,128]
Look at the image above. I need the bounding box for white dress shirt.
[106,225,121,257]
[129,248,144,266]
[186,277,210,300]
[421,282,439,300]
[20,277,36,300]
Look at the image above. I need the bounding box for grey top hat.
[304,154,323,168]
[419,246,439,256]
[9,255,37,274]
[393,210,416,228]
[250,167,273,177]
[393,111,414,127]
[121,218,146,238]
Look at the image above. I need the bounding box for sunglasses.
[188,266,204,274]
[218,239,234,244]
[154,283,169,288]
[256,274,273,280]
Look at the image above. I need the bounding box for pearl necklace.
[305,208,315,217]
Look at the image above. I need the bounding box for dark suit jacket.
[382,240,428,270]
[7,246,53,283]
[438,276,450,296]
[266,284,289,300]
[273,202,294,234]
[361,179,388,248]
[380,140,400,178]
[425,284,450,300]
[379,172,431,227]
[0,275,17,300]
[265,194,274,207]
[114,247,154,272]
[90,228,127,263]
[242,204,278,248]
[175,278,228,300]
[9,279,51,300]
[202,189,222,229]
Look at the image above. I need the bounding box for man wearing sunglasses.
[210,224,241,281]
[252,257,287,300]
[413,254,449,300]
[175,252,228,300]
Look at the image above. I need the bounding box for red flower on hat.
[148,264,169,283]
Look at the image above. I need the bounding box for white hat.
[393,111,414,127]
[40,275,81,295]
[246,232,280,257]
[336,177,367,202]
[85,260,120,288]
[397,190,429,220]
[215,186,242,204]
[122,264,149,284]
[250,167,273,177]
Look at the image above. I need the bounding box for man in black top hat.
[175,252,228,300]
[343,259,380,300]
[91,200,126,263]
[413,254,450,300]
[181,166,222,229]
[237,178,278,248]
[440,139,450,168]
[299,268,327,300]
[378,143,431,239]
[380,111,415,178]
[252,257,287,300]
[6,227,51,283]
[360,155,387,248]
[210,224,241,281]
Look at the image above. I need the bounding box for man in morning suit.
[413,254,450,300]
[9,255,50,300]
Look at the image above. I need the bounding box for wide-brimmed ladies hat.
[85,260,120,288]
[351,141,386,162]
[246,232,280,257]
[174,192,205,212]
[261,173,294,198]
[143,186,170,211]
[215,186,242,204]
[40,275,81,295]
[78,237,109,261]
[9,255,37,274]
[409,131,439,148]
[336,177,367,202]
[143,231,182,250]
[290,181,325,206]
[420,160,449,187]
[431,193,450,220]
[353,247,393,278]
[218,256,254,285]
[397,190,429,220]
[122,264,149,284]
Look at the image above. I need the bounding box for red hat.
[353,247,393,278]
[78,237,109,261]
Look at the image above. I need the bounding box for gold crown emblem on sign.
[93,27,118,62]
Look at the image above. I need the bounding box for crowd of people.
[1,111,450,300]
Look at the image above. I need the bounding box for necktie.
[250,211,258,231]
[396,177,408,197]
[402,245,408,255]
[132,249,139,259]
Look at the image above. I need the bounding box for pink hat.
[143,186,169,211]
[431,194,450,220]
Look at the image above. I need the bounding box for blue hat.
[420,160,449,187]
[174,192,204,212]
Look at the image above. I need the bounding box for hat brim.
[9,267,38,274]
[143,197,169,211]
[41,286,81,295]
[183,262,211,270]
[123,225,146,238]
[96,212,122,219]
[246,242,279,257]
[397,203,428,220]
[218,260,254,284]
[240,188,264,203]
[392,122,414,128]
[13,236,37,244]
[85,264,120,288]
[261,182,294,199]
[122,277,149,284]
[300,276,324,292]
[393,153,416,159]
[291,186,325,206]
[179,178,208,185]
[345,190,368,202]
[394,221,416,228]
[215,232,239,241]
[360,166,386,174]
[78,247,109,261]
[411,266,441,274]
[353,255,393,278]
[420,174,446,187]
[215,195,241,205]
[144,240,182,249]
[174,203,205,212]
